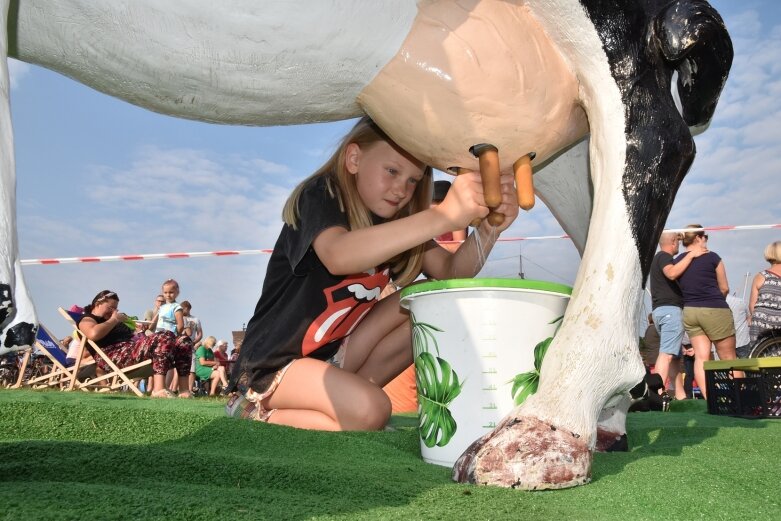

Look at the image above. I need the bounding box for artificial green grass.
[0,390,778,520]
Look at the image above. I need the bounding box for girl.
[228,116,518,430]
[149,279,194,397]
[77,290,189,398]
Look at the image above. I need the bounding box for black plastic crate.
[704,358,781,419]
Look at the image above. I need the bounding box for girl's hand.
[112,310,127,324]
[480,172,519,234]
[434,170,488,229]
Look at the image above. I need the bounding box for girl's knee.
[352,388,391,430]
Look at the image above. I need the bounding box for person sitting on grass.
[195,336,228,396]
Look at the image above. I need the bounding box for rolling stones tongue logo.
[302,268,390,356]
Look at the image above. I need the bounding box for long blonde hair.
[282,116,433,286]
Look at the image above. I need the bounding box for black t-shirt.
[234,176,391,393]
[77,312,133,351]
[650,251,683,309]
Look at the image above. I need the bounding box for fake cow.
[1,0,731,490]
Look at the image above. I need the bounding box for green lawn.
[0,389,778,520]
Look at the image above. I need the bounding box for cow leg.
[0,0,37,355]
[452,178,648,489]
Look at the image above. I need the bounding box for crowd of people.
[53,280,236,398]
[645,227,781,403]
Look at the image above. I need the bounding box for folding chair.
[19,325,96,390]
[58,307,152,397]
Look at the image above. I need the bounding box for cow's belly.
[359,0,589,173]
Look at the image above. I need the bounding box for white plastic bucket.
[399,278,571,467]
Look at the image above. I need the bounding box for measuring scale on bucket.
[400,278,571,467]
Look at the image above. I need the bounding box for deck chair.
[19,324,96,390]
[58,307,152,397]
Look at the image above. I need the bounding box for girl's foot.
[178,391,192,399]
[151,389,174,399]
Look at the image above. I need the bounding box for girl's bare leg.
[178,374,190,396]
[265,358,391,431]
[341,292,412,386]
[691,334,712,399]
[152,374,166,393]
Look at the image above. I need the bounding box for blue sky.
[8,0,781,348]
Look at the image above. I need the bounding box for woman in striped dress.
[749,241,781,343]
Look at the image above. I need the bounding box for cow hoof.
[595,431,628,452]
[452,416,591,490]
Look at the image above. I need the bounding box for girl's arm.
[715,261,730,296]
[314,171,492,275]
[422,172,519,280]
[748,272,764,315]
[148,313,158,331]
[175,309,185,335]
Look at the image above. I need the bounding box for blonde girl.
[149,279,194,397]
[228,116,518,430]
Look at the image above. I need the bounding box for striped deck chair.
[17,324,95,390]
[58,308,152,397]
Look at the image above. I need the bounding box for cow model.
[0,0,731,489]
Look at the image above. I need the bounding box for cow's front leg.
[453,178,648,488]
[0,1,37,355]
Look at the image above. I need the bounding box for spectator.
[214,339,229,370]
[675,225,737,399]
[726,294,751,359]
[77,289,192,398]
[748,240,781,345]
[195,336,228,396]
[649,231,703,400]
[681,333,696,399]
[143,295,165,336]
[61,331,92,368]
[181,300,203,392]
[641,313,660,368]
[229,343,241,363]
[148,279,194,397]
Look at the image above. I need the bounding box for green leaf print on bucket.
[411,312,463,448]
[510,315,563,406]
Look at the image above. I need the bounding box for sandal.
[151,389,174,399]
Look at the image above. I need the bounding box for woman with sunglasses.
[674,224,737,399]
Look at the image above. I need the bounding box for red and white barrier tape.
[20,223,781,266]
[21,249,273,266]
